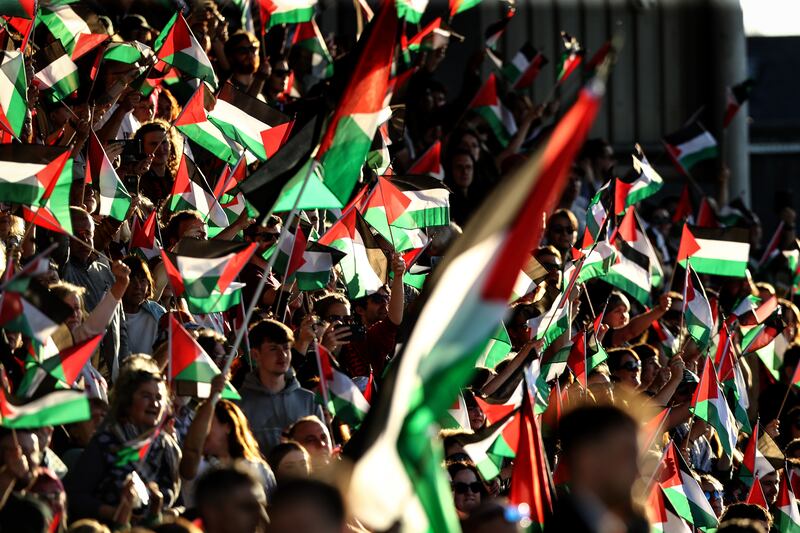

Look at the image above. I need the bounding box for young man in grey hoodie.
[238,319,323,454]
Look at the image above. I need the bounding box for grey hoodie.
[237,370,323,453]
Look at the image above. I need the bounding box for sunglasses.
[704,490,722,501]
[452,481,482,495]
[620,361,641,372]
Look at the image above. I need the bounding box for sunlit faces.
[254,340,291,376]
[128,379,164,428]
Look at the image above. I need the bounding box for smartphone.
[129,470,150,509]
[345,317,366,342]
[121,139,144,164]
[124,174,139,195]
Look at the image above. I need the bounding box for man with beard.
[223,31,270,97]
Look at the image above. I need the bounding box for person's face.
[270,60,290,95]
[614,353,641,389]
[640,358,659,387]
[205,483,263,533]
[83,187,98,215]
[700,480,723,517]
[507,319,531,351]
[605,303,630,329]
[323,302,351,323]
[156,94,173,120]
[468,404,485,430]
[70,212,94,262]
[204,414,230,457]
[142,130,169,164]
[123,272,149,310]
[255,339,291,376]
[62,292,83,330]
[761,471,780,505]
[451,154,474,189]
[360,291,389,325]
[458,134,481,162]
[127,379,163,428]
[211,341,226,369]
[291,420,331,465]
[231,40,260,75]
[452,468,482,513]
[595,144,615,174]
[432,90,447,109]
[251,224,280,253]
[275,449,310,479]
[546,214,577,253]
[179,217,207,240]
[133,98,154,123]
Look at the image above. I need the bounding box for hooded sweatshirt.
[237,369,323,453]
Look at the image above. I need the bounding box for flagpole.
[777,362,798,420]
[167,314,173,389]
[216,158,319,402]
[677,260,690,351]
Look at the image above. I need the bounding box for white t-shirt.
[125,309,159,355]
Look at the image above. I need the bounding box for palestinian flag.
[33,41,79,103]
[484,4,515,50]
[475,323,512,369]
[567,328,607,388]
[672,185,693,223]
[646,484,692,533]
[614,144,663,213]
[161,239,258,315]
[695,197,719,228]
[741,309,785,354]
[731,294,768,327]
[296,240,345,290]
[175,86,240,165]
[677,225,750,278]
[318,209,388,298]
[449,0,481,17]
[639,407,670,456]
[0,386,90,429]
[169,316,239,400]
[404,17,444,54]
[723,78,755,128]
[388,175,450,229]
[114,429,157,467]
[130,210,160,259]
[509,256,549,302]
[18,335,101,399]
[658,441,719,529]
[317,344,370,427]
[396,0,428,23]
[407,140,444,181]
[0,276,72,345]
[260,0,317,30]
[746,476,770,509]
[292,19,333,84]
[585,180,610,241]
[346,67,605,533]
[528,290,571,351]
[462,408,519,480]
[153,12,217,88]
[509,389,552,532]
[716,324,752,434]
[316,3,397,205]
[168,151,229,229]
[209,82,291,161]
[263,224,307,279]
[87,132,131,222]
[0,50,26,138]
[501,43,547,91]
[575,240,617,284]
[663,121,718,175]
[775,475,800,533]
[691,357,738,458]
[0,0,34,19]
[556,31,583,84]
[467,73,517,146]
[738,423,775,489]
[605,206,663,305]
[362,177,426,252]
[103,40,153,65]
[683,265,713,349]
[37,3,97,58]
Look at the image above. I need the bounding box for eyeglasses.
[549,224,576,234]
[452,481,482,494]
[620,361,641,372]
[704,490,722,501]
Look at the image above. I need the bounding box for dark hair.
[164,210,203,246]
[782,345,800,375]
[249,319,294,349]
[607,290,630,313]
[269,478,345,527]
[606,347,639,373]
[243,215,282,239]
[719,503,772,530]
[266,441,307,473]
[631,343,659,362]
[557,405,637,461]
[785,438,800,457]
[195,328,227,362]
[224,30,259,58]
[122,255,155,300]
[579,138,611,162]
[195,462,261,512]
[547,208,579,233]
[716,519,767,533]
[446,460,489,497]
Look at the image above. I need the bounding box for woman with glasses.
[447,460,489,517]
